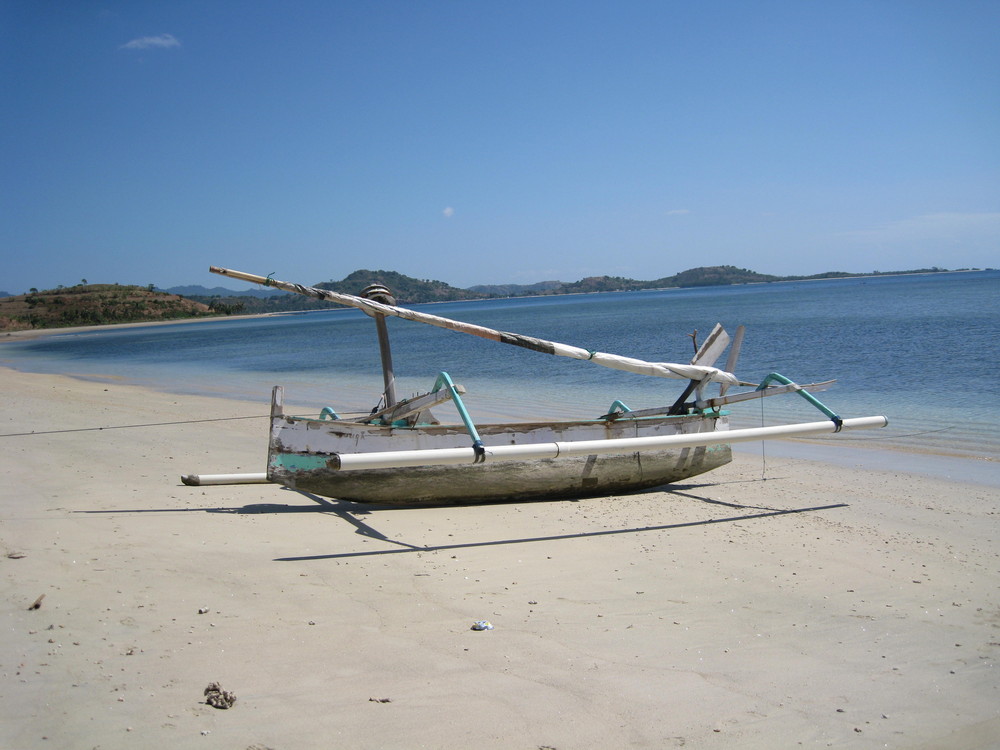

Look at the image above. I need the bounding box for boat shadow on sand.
[236,483,846,562]
[79,481,846,561]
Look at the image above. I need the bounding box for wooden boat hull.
[267,406,731,505]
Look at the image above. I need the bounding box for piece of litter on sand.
[28,594,45,611]
[471,620,494,631]
[203,682,236,709]
[369,697,392,703]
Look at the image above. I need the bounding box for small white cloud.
[666,209,690,216]
[442,206,455,218]
[120,33,181,50]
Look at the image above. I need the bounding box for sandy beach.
[2,367,998,749]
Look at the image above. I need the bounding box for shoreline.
[2,367,998,748]
[731,439,1000,489]
[0,311,283,343]
[0,361,996,488]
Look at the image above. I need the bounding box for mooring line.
[0,414,270,438]
[792,425,954,440]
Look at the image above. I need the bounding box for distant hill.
[177,288,328,315]
[162,284,287,298]
[557,275,646,293]
[468,280,563,296]
[426,266,793,298]
[657,266,781,287]
[315,269,482,303]
[469,266,788,295]
[0,284,214,331]
[178,269,485,315]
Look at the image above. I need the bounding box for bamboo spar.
[209,266,739,386]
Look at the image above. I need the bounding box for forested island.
[0,283,216,331]
[0,265,984,331]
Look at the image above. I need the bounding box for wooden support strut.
[602,380,835,421]
[363,383,467,425]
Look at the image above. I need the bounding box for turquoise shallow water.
[3,271,999,465]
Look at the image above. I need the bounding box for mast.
[361,283,398,408]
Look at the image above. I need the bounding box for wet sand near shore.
[2,368,998,749]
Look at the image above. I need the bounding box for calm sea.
[3,271,999,465]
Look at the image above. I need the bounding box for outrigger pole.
[209,266,740,387]
[317,416,889,471]
[181,473,268,486]
[182,415,888,484]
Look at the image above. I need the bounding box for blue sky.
[2,1,998,294]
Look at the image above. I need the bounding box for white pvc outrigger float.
[327,415,888,471]
[183,416,887,485]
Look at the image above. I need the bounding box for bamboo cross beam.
[209,266,739,386]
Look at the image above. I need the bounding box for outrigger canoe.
[182,266,887,505]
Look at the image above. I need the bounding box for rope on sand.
[0,414,270,438]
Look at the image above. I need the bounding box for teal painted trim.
[433,371,483,446]
[756,372,841,422]
[601,402,729,420]
[319,406,340,420]
[295,409,729,427]
[607,399,631,415]
[683,408,730,418]
[271,453,329,471]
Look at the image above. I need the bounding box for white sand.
[2,368,998,749]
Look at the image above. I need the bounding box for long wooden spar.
[209,266,739,386]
